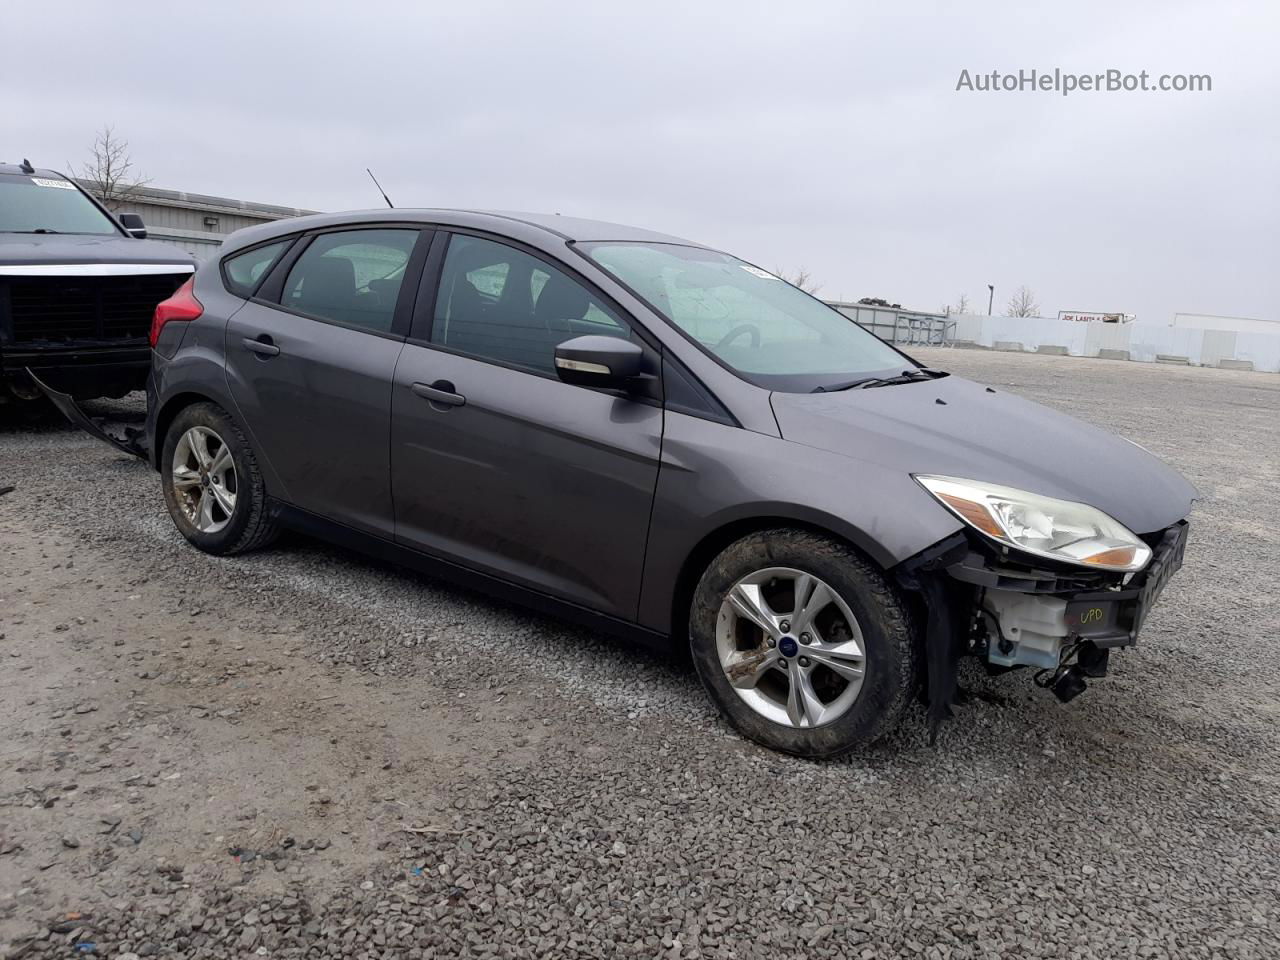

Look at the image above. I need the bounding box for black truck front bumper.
[2,340,150,400]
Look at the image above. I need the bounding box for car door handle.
[411,380,466,408]
[243,336,280,358]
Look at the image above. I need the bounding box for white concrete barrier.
[945,314,1280,373]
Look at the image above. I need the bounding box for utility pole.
[987,284,995,316]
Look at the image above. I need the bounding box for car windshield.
[0,173,119,236]
[581,241,912,392]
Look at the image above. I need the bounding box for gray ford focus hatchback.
[138,209,1195,757]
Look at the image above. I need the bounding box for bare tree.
[942,292,970,316]
[75,126,149,210]
[1005,285,1040,318]
[773,266,822,295]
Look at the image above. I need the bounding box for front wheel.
[161,402,278,555]
[689,529,920,758]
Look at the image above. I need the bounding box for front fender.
[638,411,964,634]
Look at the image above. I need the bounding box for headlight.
[914,475,1152,572]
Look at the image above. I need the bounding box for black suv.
[0,161,195,401]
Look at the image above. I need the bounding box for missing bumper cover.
[898,522,1187,737]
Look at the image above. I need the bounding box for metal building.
[825,299,953,346]
[81,182,316,261]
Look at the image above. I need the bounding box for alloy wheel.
[171,425,237,534]
[715,566,867,728]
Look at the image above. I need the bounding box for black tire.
[689,528,920,758]
[160,401,279,555]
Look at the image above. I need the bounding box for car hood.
[0,232,196,268]
[770,374,1197,536]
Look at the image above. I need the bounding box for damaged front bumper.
[27,368,150,459]
[954,521,1189,667]
[899,521,1189,735]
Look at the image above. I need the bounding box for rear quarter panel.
[151,277,291,496]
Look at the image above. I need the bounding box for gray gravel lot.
[1,349,1277,959]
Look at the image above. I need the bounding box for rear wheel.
[161,402,278,555]
[689,529,919,758]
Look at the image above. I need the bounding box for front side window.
[223,239,290,297]
[432,234,629,374]
[281,229,418,333]
[0,173,119,236]
[582,242,909,392]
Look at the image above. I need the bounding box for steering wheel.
[715,324,761,350]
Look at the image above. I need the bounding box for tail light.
[150,277,204,347]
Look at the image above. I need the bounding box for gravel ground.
[0,349,1276,959]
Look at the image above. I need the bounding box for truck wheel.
[161,402,278,555]
[689,529,920,758]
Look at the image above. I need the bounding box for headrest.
[296,256,356,311]
[533,273,589,326]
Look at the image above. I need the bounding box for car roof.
[0,162,71,180]
[221,207,702,256]
[471,210,695,244]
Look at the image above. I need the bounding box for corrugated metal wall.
[110,198,273,261]
[118,201,269,236]
[84,182,317,262]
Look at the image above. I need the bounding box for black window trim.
[660,353,738,427]
[230,219,737,424]
[250,223,433,342]
[402,227,665,402]
[219,235,299,300]
[407,226,661,352]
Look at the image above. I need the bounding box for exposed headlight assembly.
[914,475,1152,572]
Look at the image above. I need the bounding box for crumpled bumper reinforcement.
[897,521,1188,740]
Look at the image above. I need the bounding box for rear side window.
[223,240,290,298]
[281,229,418,333]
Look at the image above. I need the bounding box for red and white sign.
[1058,310,1131,324]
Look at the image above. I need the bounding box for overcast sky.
[4,1,1277,323]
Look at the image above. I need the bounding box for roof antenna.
[20,158,35,174]
[366,168,394,209]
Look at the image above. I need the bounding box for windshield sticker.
[30,177,75,189]
[739,265,779,280]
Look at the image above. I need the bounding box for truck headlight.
[914,475,1152,572]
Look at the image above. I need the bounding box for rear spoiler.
[26,369,149,460]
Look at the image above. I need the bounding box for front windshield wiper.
[13,228,62,234]
[812,367,947,393]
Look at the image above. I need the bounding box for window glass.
[281,229,418,333]
[582,241,908,393]
[0,173,118,235]
[433,234,629,374]
[223,240,290,297]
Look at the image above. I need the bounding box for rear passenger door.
[224,226,430,537]
[390,232,663,619]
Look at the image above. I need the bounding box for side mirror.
[554,335,644,389]
[118,213,147,239]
